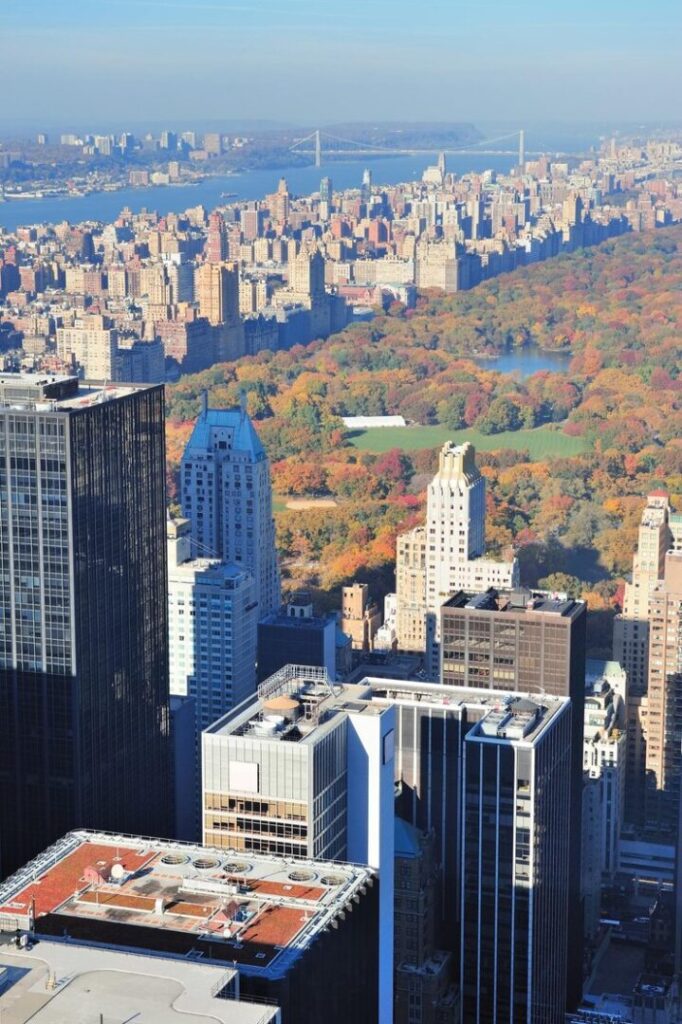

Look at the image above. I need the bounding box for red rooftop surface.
[0,831,376,979]
[0,842,152,918]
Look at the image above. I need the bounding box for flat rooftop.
[0,373,153,411]
[206,665,568,748]
[0,831,374,979]
[0,938,275,1024]
[206,665,387,744]
[443,586,583,619]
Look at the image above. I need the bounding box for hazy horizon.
[3,0,681,126]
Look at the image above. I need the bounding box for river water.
[0,153,516,231]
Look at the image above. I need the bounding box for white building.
[56,314,118,379]
[582,659,627,939]
[394,442,518,675]
[181,397,281,617]
[202,665,395,1024]
[168,517,257,730]
[374,593,398,650]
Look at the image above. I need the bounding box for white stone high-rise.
[612,491,674,824]
[167,517,258,731]
[180,395,281,617]
[395,441,518,676]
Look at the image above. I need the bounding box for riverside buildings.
[4,136,680,381]
[0,373,172,878]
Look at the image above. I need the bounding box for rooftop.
[0,372,151,412]
[0,831,374,980]
[0,939,275,1024]
[443,586,584,619]
[472,695,564,743]
[183,405,266,461]
[206,665,568,748]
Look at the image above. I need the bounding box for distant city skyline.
[3,0,681,125]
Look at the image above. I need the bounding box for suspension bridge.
[289,128,529,168]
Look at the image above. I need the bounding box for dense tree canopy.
[166,226,682,655]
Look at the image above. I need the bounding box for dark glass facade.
[0,383,172,877]
[391,700,473,954]
[257,614,335,683]
[440,591,586,1008]
[461,708,572,1024]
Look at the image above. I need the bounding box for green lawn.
[347,424,585,460]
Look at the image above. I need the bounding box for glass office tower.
[0,374,172,877]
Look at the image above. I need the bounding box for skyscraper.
[320,175,333,205]
[644,550,682,834]
[167,517,258,731]
[0,373,172,878]
[461,696,572,1023]
[202,665,395,1022]
[613,492,673,824]
[205,210,228,264]
[194,260,239,326]
[194,260,244,361]
[440,587,586,1008]
[203,668,574,1022]
[180,395,280,617]
[394,442,518,674]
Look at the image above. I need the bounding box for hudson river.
[0,153,516,231]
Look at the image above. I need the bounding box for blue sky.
[2,0,681,128]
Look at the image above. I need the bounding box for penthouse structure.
[0,374,172,878]
[0,830,378,1024]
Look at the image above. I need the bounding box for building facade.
[181,397,280,617]
[257,593,336,683]
[461,697,572,1024]
[0,373,172,878]
[202,665,395,1023]
[440,587,586,1008]
[167,517,258,731]
[644,551,682,834]
[394,443,518,675]
[613,492,673,825]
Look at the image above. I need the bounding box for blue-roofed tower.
[180,393,281,617]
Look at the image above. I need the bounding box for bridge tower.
[314,129,321,168]
[518,129,525,171]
